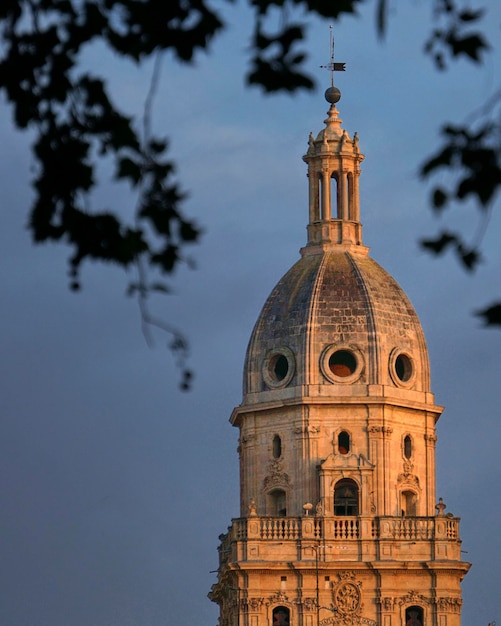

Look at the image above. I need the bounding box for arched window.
[269,489,287,517]
[330,173,339,219]
[338,431,350,454]
[404,435,412,459]
[405,606,423,626]
[334,479,359,516]
[273,435,282,459]
[273,606,290,626]
[401,491,417,517]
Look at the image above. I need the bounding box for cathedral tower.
[210,78,470,626]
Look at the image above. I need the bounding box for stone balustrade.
[229,515,459,543]
[219,515,461,565]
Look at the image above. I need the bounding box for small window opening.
[405,606,423,626]
[401,491,417,517]
[395,353,413,382]
[334,478,359,516]
[269,489,287,517]
[329,350,357,377]
[338,431,350,455]
[404,435,412,459]
[271,354,289,381]
[273,435,282,459]
[281,576,287,581]
[273,606,290,626]
[330,173,338,220]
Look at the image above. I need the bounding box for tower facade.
[210,88,470,626]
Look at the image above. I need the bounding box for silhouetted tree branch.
[0,0,499,390]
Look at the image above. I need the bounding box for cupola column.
[307,172,320,223]
[321,168,331,220]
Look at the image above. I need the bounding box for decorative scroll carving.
[398,591,430,606]
[403,460,414,474]
[243,597,264,611]
[424,433,437,444]
[263,460,290,490]
[294,425,321,435]
[320,618,377,626]
[266,591,289,606]
[240,434,255,444]
[381,597,396,611]
[368,426,393,436]
[436,597,462,613]
[302,597,317,611]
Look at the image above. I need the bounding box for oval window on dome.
[389,349,415,387]
[321,345,364,384]
[263,348,295,389]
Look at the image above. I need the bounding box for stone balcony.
[218,515,462,566]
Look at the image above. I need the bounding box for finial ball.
[325,86,341,104]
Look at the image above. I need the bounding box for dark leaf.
[179,220,200,242]
[116,157,142,186]
[476,303,501,326]
[458,9,485,22]
[457,244,479,271]
[420,232,458,255]
[447,32,489,62]
[432,187,448,211]
[420,146,455,177]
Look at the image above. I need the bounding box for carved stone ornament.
[263,460,290,490]
[398,591,430,607]
[369,491,376,514]
[403,460,414,474]
[368,426,393,436]
[332,572,363,618]
[334,582,362,615]
[241,597,264,611]
[436,597,462,613]
[302,597,317,611]
[266,591,289,606]
[240,434,255,445]
[248,498,257,516]
[320,614,377,626]
[397,470,420,489]
[381,597,396,611]
[294,425,321,435]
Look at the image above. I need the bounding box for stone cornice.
[231,391,443,426]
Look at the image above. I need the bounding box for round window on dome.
[263,348,295,389]
[329,350,357,377]
[389,349,415,387]
[321,345,364,384]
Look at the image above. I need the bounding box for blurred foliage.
[0,0,499,388]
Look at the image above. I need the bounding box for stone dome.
[241,102,431,406]
[243,249,430,402]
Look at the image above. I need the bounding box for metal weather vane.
[320,25,346,87]
[320,26,345,104]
